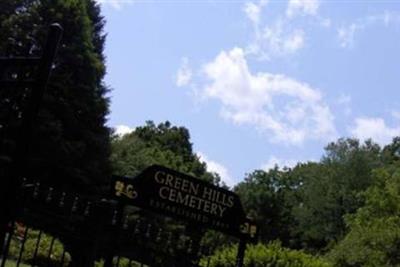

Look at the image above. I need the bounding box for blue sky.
[97,0,400,187]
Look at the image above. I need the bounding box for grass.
[3,259,30,267]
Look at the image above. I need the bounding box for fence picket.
[16,226,29,267]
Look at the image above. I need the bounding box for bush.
[95,258,148,267]
[8,228,71,266]
[200,242,332,267]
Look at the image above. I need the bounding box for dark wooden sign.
[112,165,257,239]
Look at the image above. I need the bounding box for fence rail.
[1,182,220,267]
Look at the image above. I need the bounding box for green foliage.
[0,0,111,192]
[381,137,400,165]
[222,138,388,253]
[94,258,145,267]
[327,164,400,267]
[8,229,71,266]
[111,121,219,184]
[291,138,382,250]
[200,242,332,267]
[234,168,298,245]
[233,138,387,252]
[4,260,30,267]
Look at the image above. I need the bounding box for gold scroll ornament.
[115,181,138,199]
[240,222,257,238]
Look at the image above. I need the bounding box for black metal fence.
[0,23,64,267]
[1,181,221,267]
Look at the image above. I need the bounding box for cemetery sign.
[112,165,256,239]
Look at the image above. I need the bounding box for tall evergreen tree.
[0,0,111,193]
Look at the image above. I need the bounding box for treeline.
[235,137,400,266]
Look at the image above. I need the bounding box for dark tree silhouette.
[0,0,111,193]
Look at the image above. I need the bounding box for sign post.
[236,238,247,267]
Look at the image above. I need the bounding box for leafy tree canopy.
[111,121,220,184]
[327,162,400,267]
[291,138,382,250]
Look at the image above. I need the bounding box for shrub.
[200,242,332,267]
[8,228,71,266]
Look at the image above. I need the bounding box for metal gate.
[1,181,235,267]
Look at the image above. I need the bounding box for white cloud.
[243,1,268,25]
[338,11,400,48]
[114,125,135,137]
[338,23,361,48]
[286,0,320,18]
[202,47,337,145]
[367,11,400,26]
[349,117,400,146]
[197,152,235,187]
[243,1,309,60]
[261,156,301,171]
[243,0,330,60]
[176,57,192,87]
[246,19,306,60]
[283,29,305,53]
[96,0,133,10]
[244,2,261,25]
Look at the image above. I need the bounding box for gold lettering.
[203,200,211,213]
[188,196,197,208]
[155,171,166,183]
[212,189,217,202]
[215,191,222,203]
[220,193,228,206]
[190,183,199,195]
[196,198,205,210]
[169,188,177,202]
[227,195,234,207]
[176,191,189,205]
[174,177,182,189]
[202,187,212,200]
[217,205,226,217]
[159,187,169,199]
[166,174,174,187]
[181,179,189,192]
[210,203,218,215]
